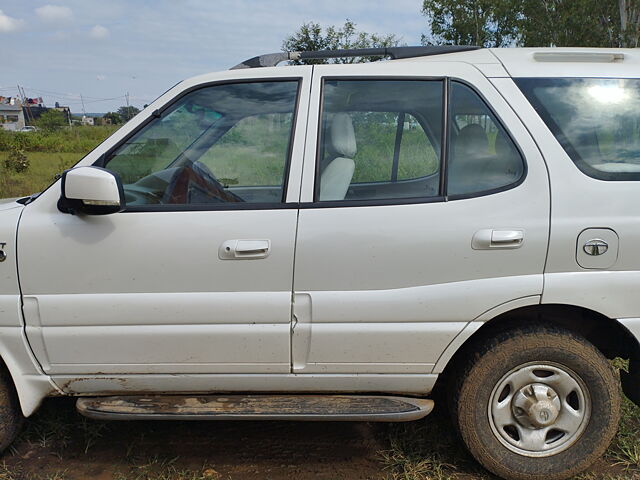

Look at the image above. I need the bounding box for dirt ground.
[4,398,389,480]
[2,397,639,480]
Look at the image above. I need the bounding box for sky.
[0,0,427,113]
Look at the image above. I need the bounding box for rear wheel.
[452,325,620,480]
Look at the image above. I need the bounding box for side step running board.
[76,394,434,422]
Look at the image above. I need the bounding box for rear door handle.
[219,239,271,260]
[472,229,524,250]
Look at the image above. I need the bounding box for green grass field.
[0,152,83,198]
[0,126,117,199]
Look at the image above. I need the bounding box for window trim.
[515,77,640,182]
[95,77,304,212]
[390,111,404,182]
[311,76,528,207]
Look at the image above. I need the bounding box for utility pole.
[125,91,131,120]
[17,84,33,125]
[80,94,86,117]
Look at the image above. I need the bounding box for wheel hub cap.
[488,362,591,457]
[512,383,561,428]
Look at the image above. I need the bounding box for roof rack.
[231,45,480,70]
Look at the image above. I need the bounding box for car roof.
[403,47,640,78]
[179,47,640,93]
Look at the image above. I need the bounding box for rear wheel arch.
[434,303,639,396]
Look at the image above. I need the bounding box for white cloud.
[35,5,73,23]
[0,0,426,111]
[89,24,109,39]
[0,9,24,33]
[96,74,106,81]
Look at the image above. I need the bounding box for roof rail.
[231,45,481,70]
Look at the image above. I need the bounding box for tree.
[421,0,521,47]
[615,0,640,46]
[36,109,67,131]
[103,111,122,125]
[421,0,640,48]
[117,106,140,122]
[282,19,402,64]
[518,0,619,47]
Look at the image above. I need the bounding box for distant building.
[0,103,25,131]
[53,102,72,124]
[81,116,95,126]
[22,104,47,123]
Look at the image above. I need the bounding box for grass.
[114,457,223,480]
[0,152,82,198]
[379,409,485,480]
[378,396,640,480]
[6,391,636,480]
[377,362,640,480]
[0,126,118,154]
[0,125,116,199]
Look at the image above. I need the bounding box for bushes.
[4,145,29,173]
[0,126,118,154]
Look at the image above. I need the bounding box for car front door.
[18,67,311,382]
[291,62,550,375]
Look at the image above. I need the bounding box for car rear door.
[291,61,550,375]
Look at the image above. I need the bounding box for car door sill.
[76,394,434,422]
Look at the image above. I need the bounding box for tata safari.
[1,46,639,480]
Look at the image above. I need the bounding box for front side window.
[517,78,640,180]
[317,80,443,202]
[103,81,299,207]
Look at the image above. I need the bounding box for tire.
[0,365,23,452]
[452,325,620,480]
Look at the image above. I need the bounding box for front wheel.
[0,365,22,452]
[452,325,620,480]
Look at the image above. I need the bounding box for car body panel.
[490,77,640,320]
[291,61,550,374]
[17,66,312,378]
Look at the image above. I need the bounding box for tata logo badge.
[583,239,608,256]
[0,243,6,263]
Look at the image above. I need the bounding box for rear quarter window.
[517,78,640,181]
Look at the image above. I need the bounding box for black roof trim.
[231,46,481,70]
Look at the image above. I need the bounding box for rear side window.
[317,79,443,202]
[517,78,640,180]
[315,79,525,203]
[447,82,525,196]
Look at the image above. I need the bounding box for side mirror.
[58,166,125,215]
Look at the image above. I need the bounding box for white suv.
[1,46,639,480]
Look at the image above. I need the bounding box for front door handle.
[219,239,271,260]
[472,229,524,250]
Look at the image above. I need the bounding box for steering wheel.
[162,161,244,204]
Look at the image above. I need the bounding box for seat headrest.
[330,113,357,158]
[494,131,511,157]
[455,123,488,156]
